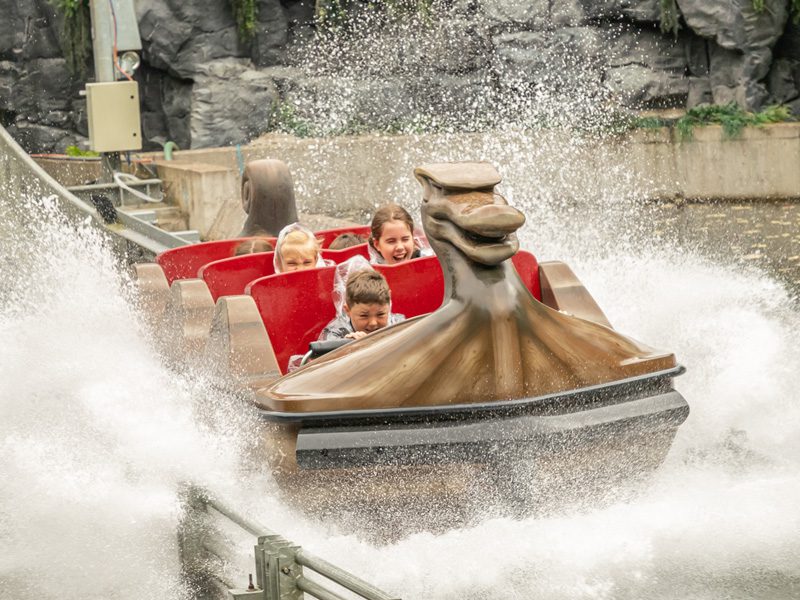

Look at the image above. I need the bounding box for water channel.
[1,138,799,598]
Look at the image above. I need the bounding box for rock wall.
[1,0,798,152]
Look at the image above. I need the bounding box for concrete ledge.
[138,123,800,218]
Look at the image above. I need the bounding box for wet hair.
[346,270,391,307]
[234,238,274,256]
[329,232,365,250]
[281,229,320,255]
[370,203,415,245]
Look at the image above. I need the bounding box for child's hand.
[345,331,368,340]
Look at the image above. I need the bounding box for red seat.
[156,237,276,285]
[375,257,445,318]
[248,251,541,373]
[315,226,371,249]
[377,250,541,317]
[199,252,276,301]
[247,267,337,373]
[511,250,541,301]
[321,244,370,263]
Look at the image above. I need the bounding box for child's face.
[374,220,414,264]
[281,244,317,272]
[345,302,390,333]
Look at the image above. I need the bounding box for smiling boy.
[320,270,405,340]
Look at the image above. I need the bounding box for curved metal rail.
[179,484,400,600]
[0,124,189,257]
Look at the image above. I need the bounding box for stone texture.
[708,43,771,108]
[493,28,603,86]
[6,118,87,153]
[605,26,689,72]
[189,60,279,147]
[253,0,289,67]
[604,64,690,106]
[767,58,800,104]
[578,0,661,23]
[478,0,550,28]
[676,0,788,50]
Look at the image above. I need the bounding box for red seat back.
[156,237,277,285]
[321,244,370,263]
[375,257,445,318]
[315,226,371,249]
[247,267,337,373]
[511,250,541,301]
[199,252,276,301]
[247,250,541,374]
[376,250,541,317]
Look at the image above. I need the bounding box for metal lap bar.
[181,484,399,600]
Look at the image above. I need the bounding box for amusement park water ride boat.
[134,160,689,518]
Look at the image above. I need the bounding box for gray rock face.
[6,117,87,153]
[493,28,603,85]
[707,44,771,108]
[189,60,279,147]
[676,0,788,50]
[605,64,690,106]
[577,0,661,23]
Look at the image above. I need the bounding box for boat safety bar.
[180,484,400,600]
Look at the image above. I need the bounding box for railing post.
[256,535,303,600]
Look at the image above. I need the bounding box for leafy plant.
[675,102,793,140]
[631,116,669,129]
[752,0,800,23]
[51,0,92,77]
[65,144,99,157]
[229,0,258,41]
[271,102,316,137]
[659,0,680,37]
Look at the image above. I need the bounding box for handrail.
[180,483,400,600]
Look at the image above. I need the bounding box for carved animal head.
[415,162,525,266]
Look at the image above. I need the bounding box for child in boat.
[368,202,432,264]
[234,238,274,256]
[328,232,365,250]
[320,256,405,341]
[273,223,328,273]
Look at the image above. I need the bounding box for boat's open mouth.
[463,230,509,245]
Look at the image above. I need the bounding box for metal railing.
[179,484,400,600]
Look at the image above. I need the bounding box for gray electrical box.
[85,80,142,152]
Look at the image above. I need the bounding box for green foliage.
[271,102,316,137]
[752,0,800,23]
[659,0,680,36]
[65,145,99,157]
[675,102,794,140]
[51,0,91,77]
[229,0,258,41]
[631,116,669,129]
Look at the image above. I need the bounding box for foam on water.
[2,178,800,599]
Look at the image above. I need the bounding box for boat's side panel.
[295,390,689,469]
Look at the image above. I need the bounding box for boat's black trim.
[256,365,686,427]
[295,390,690,469]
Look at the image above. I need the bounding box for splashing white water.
[2,179,800,600]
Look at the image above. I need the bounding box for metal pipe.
[295,550,400,600]
[89,0,115,82]
[206,500,274,539]
[296,576,349,600]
